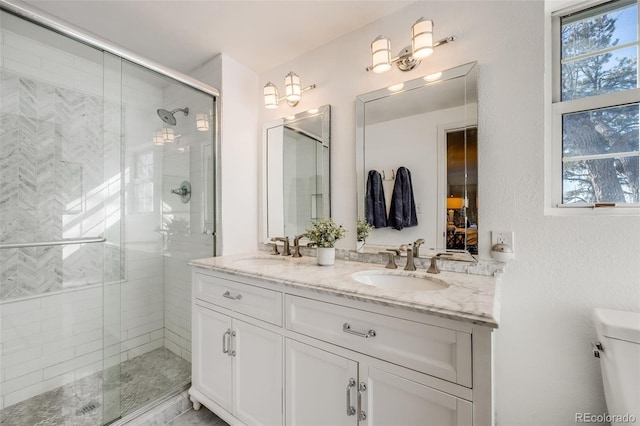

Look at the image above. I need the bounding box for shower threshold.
[0,347,190,426]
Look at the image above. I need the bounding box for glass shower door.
[0,9,122,425]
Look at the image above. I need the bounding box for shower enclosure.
[0,4,218,425]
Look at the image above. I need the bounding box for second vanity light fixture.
[264,71,316,109]
[367,17,455,73]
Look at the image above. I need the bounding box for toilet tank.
[593,308,640,425]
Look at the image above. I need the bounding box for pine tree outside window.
[551,0,640,209]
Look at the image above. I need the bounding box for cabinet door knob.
[346,378,356,416]
[343,323,376,339]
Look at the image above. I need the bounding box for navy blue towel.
[365,170,387,228]
[388,166,418,230]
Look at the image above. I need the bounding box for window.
[551,0,640,209]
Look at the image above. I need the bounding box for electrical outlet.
[491,230,514,249]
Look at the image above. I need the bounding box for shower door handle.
[222,329,231,355]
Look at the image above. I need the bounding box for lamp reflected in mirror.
[446,196,463,228]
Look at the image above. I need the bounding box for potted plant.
[356,218,372,252]
[305,218,346,265]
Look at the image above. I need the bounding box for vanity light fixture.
[263,71,316,109]
[162,127,175,143]
[153,131,165,146]
[366,17,455,73]
[196,114,210,131]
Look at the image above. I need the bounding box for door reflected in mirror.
[263,105,331,241]
[355,62,478,254]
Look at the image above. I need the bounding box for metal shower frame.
[0,0,223,253]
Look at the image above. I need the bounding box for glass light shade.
[371,35,391,74]
[153,131,165,145]
[162,127,175,143]
[196,114,209,131]
[412,17,434,59]
[284,72,301,103]
[264,82,279,109]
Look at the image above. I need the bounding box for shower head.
[157,107,189,126]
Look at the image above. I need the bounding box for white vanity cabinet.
[190,272,283,426]
[286,339,472,426]
[189,265,495,426]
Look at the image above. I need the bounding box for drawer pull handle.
[358,382,367,421]
[343,323,376,339]
[223,291,242,300]
[222,328,231,355]
[346,378,356,416]
[230,330,237,357]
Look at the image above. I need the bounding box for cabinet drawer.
[285,295,471,387]
[195,273,282,326]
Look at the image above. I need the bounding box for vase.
[356,240,365,252]
[316,247,335,266]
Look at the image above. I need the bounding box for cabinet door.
[286,339,358,426]
[361,363,472,426]
[193,305,232,411]
[233,319,283,426]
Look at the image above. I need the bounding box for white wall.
[191,54,260,255]
[259,2,640,424]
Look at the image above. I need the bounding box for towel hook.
[381,169,395,181]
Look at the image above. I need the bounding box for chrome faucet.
[273,237,291,256]
[292,234,306,258]
[404,245,416,271]
[413,238,425,258]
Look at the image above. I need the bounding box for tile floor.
[167,406,229,426]
[0,348,191,426]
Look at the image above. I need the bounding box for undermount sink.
[351,270,449,291]
[233,256,289,266]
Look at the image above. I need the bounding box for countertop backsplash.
[258,243,505,277]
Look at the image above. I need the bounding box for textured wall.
[259,2,640,424]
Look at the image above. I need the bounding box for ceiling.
[23,0,412,74]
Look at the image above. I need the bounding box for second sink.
[352,270,449,291]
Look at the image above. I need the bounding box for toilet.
[592,308,640,424]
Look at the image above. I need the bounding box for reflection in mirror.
[356,62,478,255]
[263,105,331,241]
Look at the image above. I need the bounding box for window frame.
[546,0,640,215]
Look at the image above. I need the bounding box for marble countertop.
[190,251,501,328]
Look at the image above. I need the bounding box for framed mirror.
[262,105,331,241]
[356,62,478,254]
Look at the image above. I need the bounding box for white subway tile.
[0,298,41,316]
[163,338,181,358]
[74,338,103,357]
[121,334,149,352]
[2,348,75,382]
[0,370,43,396]
[2,346,42,368]
[3,372,72,407]
[127,337,162,359]
[126,319,163,340]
